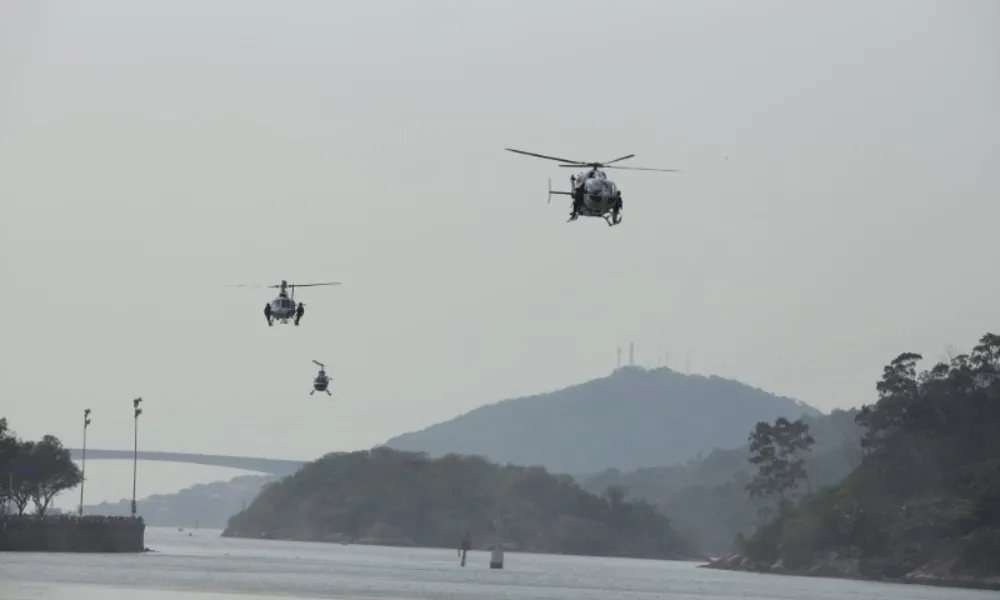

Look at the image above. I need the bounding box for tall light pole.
[131,398,143,517]
[78,409,92,516]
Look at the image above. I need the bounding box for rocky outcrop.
[702,552,1000,591]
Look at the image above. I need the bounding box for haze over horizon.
[2,0,997,507]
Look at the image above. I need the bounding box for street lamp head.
[133,397,142,409]
[134,408,143,419]
[84,409,91,417]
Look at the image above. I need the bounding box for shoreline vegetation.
[222,448,706,562]
[703,332,1000,592]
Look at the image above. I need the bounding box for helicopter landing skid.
[567,212,621,226]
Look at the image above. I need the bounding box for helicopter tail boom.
[547,177,572,204]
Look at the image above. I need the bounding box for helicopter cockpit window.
[280,298,295,309]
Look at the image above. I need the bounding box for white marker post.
[489,517,504,569]
[490,546,504,569]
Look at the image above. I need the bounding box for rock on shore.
[702,552,1000,591]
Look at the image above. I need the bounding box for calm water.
[0,527,996,600]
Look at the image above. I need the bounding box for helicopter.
[505,148,680,226]
[311,360,332,396]
[226,280,341,326]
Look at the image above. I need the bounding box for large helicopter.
[505,148,680,226]
[311,360,332,396]
[227,280,341,326]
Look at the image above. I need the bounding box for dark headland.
[701,332,1000,592]
[222,447,706,561]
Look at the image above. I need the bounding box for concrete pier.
[0,515,145,552]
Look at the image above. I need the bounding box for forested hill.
[222,447,704,561]
[384,366,821,474]
[710,332,1000,589]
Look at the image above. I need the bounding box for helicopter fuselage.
[311,368,332,395]
[269,295,298,320]
[571,170,622,221]
[238,279,336,328]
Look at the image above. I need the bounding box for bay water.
[0,527,996,599]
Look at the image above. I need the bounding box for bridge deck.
[68,449,308,476]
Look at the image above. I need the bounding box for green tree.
[8,441,36,515]
[27,435,82,515]
[0,420,82,516]
[0,418,18,512]
[745,417,815,505]
[855,352,922,455]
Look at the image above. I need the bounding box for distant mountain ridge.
[83,474,277,529]
[384,366,822,475]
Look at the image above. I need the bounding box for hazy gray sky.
[2,0,997,506]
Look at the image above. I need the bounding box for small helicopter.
[505,148,680,226]
[226,280,341,326]
[311,360,332,396]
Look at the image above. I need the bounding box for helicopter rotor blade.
[312,360,325,368]
[600,154,636,166]
[505,148,589,165]
[227,281,340,289]
[557,164,680,172]
[604,165,682,172]
[286,282,342,288]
